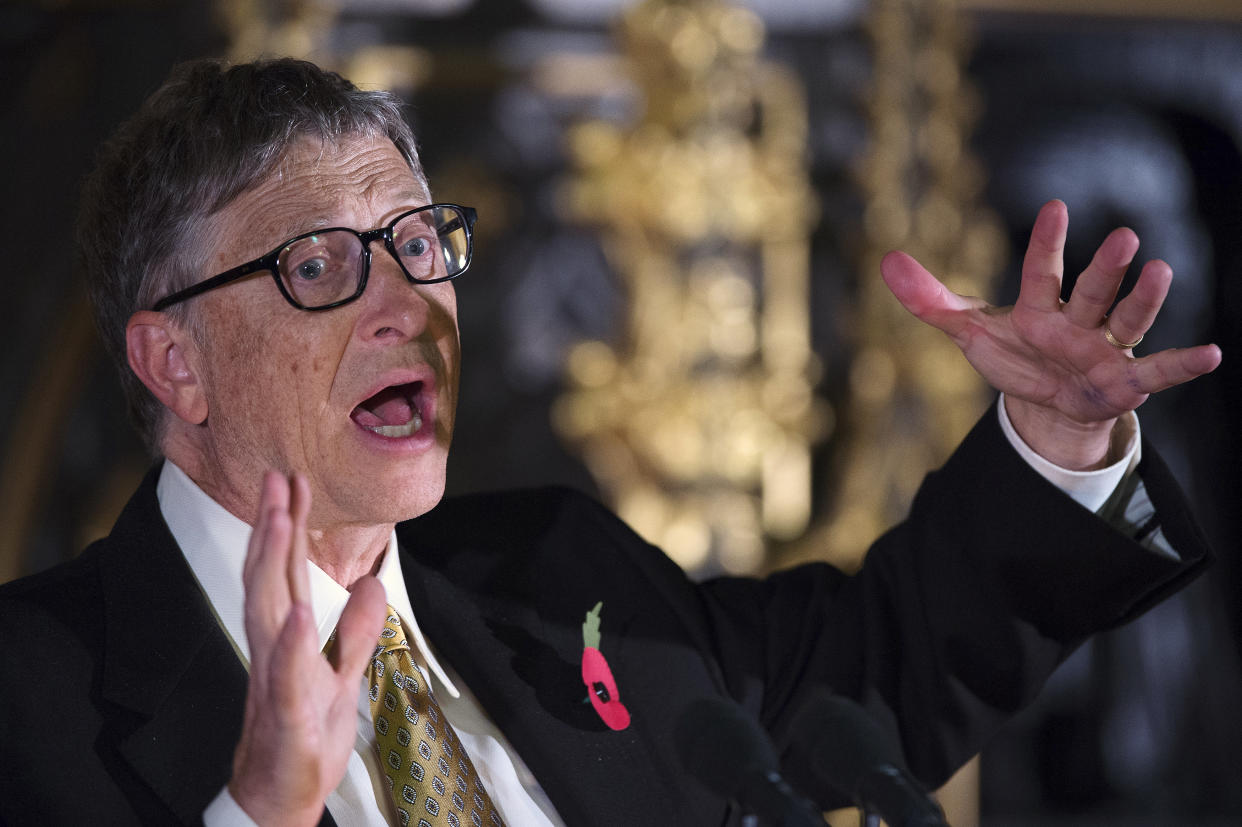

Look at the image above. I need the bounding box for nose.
[353,242,442,344]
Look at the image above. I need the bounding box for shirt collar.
[155,459,458,697]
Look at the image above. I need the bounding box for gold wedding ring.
[1103,326,1143,350]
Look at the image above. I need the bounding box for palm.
[881,200,1220,463]
[960,295,1148,424]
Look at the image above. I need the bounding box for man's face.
[187,133,459,529]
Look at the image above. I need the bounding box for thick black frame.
[150,204,477,312]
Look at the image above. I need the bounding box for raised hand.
[228,471,386,825]
[880,199,1221,470]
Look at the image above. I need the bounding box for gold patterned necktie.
[369,605,505,827]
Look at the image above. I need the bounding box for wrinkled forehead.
[213,132,431,257]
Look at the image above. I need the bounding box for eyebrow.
[260,192,433,246]
[250,215,332,251]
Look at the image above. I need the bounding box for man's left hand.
[880,199,1221,470]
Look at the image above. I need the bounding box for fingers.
[243,471,295,667]
[1016,200,1070,313]
[243,471,314,671]
[330,576,386,679]
[242,471,290,585]
[288,474,313,607]
[1104,258,1172,348]
[1131,344,1223,394]
[1064,227,1140,329]
[267,602,319,710]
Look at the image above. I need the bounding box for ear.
[126,310,209,426]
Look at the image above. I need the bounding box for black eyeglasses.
[151,203,477,312]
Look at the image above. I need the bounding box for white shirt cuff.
[997,393,1141,514]
[203,786,260,827]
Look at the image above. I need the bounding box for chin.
[393,490,445,522]
[375,463,447,523]
[322,440,450,525]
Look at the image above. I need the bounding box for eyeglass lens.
[275,205,471,309]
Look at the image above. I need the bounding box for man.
[0,57,1220,826]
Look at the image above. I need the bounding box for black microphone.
[790,691,949,827]
[674,696,826,827]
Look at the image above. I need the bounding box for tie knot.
[377,604,409,655]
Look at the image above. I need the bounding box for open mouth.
[350,381,424,438]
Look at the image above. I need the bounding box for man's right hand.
[228,471,386,826]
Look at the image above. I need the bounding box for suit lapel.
[95,467,250,823]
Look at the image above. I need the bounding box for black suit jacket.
[0,409,1212,825]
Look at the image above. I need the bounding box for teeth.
[366,410,423,438]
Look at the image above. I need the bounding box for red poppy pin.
[581,601,631,731]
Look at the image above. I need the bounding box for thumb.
[879,250,978,332]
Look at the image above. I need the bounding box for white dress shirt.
[158,396,1149,826]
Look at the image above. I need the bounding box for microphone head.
[791,691,947,826]
[792,691,903,786]
[674,696,780,796]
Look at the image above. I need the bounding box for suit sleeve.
[694,402,1212,797]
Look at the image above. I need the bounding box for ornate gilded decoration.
[786,0,1006,574]
[556,0,825,574]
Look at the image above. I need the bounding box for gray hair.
[77,57,426,455]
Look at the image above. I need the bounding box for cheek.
[203,303,326,429]
[287,353,328,382]
[288,339,339,415]
[434,324,461,431]
[433,290,461,372]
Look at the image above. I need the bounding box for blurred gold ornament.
[557,0,823,574]
[787,0,1007,589]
